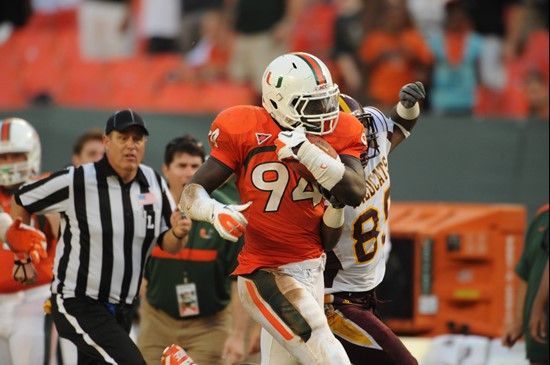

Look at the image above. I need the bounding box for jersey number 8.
[352,188,390,264]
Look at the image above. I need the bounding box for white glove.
[211,202,252,242]
[275,127,308,161]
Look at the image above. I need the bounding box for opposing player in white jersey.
[323,82,426,365]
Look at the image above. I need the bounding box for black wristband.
[171,229,184,240]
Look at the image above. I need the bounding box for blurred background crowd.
[0,0,548,119]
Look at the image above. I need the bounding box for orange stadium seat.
[200,82,256,112]
[0,40,24,108]
[0,81,26,110]
[55,61,112,108]
[19,42,63,99]
[54,28,80,67]
[147,54,184,83]
[155,82,205,113]
[102,57,157,110]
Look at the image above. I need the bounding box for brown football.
[284,135,338,182]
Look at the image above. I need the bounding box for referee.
[10,109,191,365]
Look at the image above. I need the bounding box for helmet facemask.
[286,84,340,135]
[0,160,32,186]
[357,112,380,164]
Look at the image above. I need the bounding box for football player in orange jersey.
[324,85,425,365]
[180,52,367,364]
[0,118,59,365]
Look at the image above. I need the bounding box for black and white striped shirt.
[15,156,175,305]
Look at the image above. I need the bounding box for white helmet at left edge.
[0,118,41,186]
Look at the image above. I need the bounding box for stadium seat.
[0,82,26,110]
[103,57,157,109]
[155,82,205,113]
[55,61,112,108]
[200,82,256,112]
[19,41,63,99]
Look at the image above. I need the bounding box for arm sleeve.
[14,168,72,215]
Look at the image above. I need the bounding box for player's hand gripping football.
[399,81,426,108]
[6,218,47,263]
[211,202,252,242]
[275,127,308,161]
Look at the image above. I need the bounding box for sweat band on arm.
[296,142,346,191]
[396,101,420,120]
[180,184,222,223]
[322,204,345,229]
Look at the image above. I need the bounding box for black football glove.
[399,82,426,108]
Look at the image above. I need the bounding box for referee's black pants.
[51,294,146,365]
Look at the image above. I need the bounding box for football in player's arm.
[274,125,365,252]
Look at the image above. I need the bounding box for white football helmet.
[0,118,41,186]
[262,52,340,135]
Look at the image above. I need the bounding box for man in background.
[502,203,549,365]
[72,128,104,167]
[138,135,249,364]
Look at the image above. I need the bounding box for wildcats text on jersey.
[362,156,389,204]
